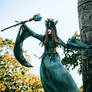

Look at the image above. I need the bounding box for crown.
[45,18,58,29]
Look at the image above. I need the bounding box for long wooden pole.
[1,14,41,32]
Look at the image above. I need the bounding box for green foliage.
[0,37,44,92]
[62,36,82,74]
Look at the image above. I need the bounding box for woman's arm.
[67,36,92,50]
[22,24,44,42]
[58,31,92,50]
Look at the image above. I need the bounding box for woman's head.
[45,18,58,35]
[44,19,59,48]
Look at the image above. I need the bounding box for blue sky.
[0,0,82,87]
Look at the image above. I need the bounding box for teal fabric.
[14,25,33,67]
[67,36,92,50]
[14,24,92,92]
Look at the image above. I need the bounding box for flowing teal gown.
[14,24,92,92]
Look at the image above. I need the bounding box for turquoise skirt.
[40,53,79,92]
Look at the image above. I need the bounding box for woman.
[14,18,91,92]
[38,19,79,92]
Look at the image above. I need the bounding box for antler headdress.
[45,18,58,29]
[45,18,58,36]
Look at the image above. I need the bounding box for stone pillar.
[78,0,92,92]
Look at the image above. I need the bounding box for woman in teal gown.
[14,19,92,92]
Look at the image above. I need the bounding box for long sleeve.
[67,36,92,50]
[22,24,44,42]
[14,24,44,67]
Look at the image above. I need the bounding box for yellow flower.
[26,89,32,92]
[0,83,3,88]
[2,54,13,60]
[8,44,14,47]
[2,87,6,91]
[0,41,3,46]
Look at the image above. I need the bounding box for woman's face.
[47,29,52,34]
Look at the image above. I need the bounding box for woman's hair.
[43,19,59,48]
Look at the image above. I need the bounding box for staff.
[1,14,42,32]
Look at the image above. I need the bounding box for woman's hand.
[20,21,26,24]
[74,31,78,37]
